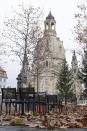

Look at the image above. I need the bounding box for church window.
[45,79,48,85]
[3,85,5,88]
[46,23,49,30]
[51,22,54,30]
[74,68,76,73]
[46,61,48,67]
[0,78,2,81]
[45,79,48,93]
[3,78,6,82]
[0,85,1,93]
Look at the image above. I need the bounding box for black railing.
[1,88,63,115]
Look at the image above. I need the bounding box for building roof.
[0,67,7,78]
[0,66,5,72]
[46,11,54,20]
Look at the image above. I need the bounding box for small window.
[3,79,6,82]
[0,78,2,81]
[74,68,76,73]
[3,85,5,88]
[46,23,49,30]
[44,79,48,93]
[45,79,48,85]
[46,61,48,67]
[51,22,55,30]
[0,85,2,93]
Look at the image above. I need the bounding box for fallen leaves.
[0,105,87,129]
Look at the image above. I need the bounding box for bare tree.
[2,5,43,66]
[74,1,87,96]
[73,0,87,68]
[31,38,45,92]
[74,0,87,45]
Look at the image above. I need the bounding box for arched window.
[74,68,76,73]
[51,22,55,30]
[45,79,48,93]
[46,61,48,67]
[46,23,49,30]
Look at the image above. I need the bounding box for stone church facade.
[31,12,65,94]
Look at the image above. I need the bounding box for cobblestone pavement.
[0,127,87,131]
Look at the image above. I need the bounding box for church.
[31,12,65,94]
[17,12,81,99]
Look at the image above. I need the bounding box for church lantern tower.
[44,11,56,36]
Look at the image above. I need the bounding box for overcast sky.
[0,0,81,87]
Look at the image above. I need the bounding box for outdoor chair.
[58,99,63,112]
[23,88,35,113]
[46,95,58,112]
[34,92,47,114]
[1,88,16,114]
[18,87,35,115]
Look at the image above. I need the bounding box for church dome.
[46,12,54,20]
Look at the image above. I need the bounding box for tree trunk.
[36,68,39,93]
[65,97,67,105]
